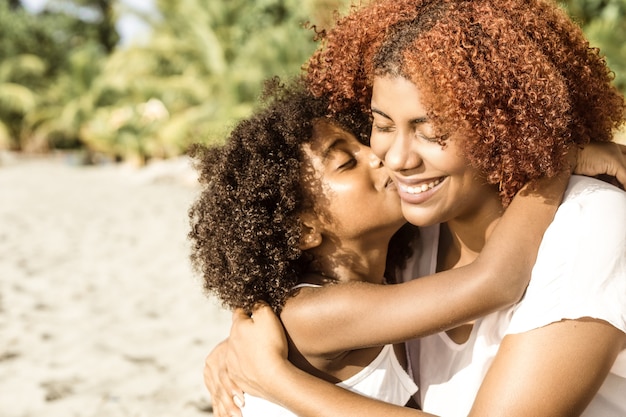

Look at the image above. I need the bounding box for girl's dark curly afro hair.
[188,77,415,314]
[306,0,625,205]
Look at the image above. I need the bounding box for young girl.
[189,77,618,417]
[214,1,626,416]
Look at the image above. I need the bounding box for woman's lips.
[398,177,443,195]
[395,176,446,203]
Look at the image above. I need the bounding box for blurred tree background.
[0,0,624,163]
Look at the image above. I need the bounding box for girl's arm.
[283,142,626,356]
[574,141,626,188]
[281,171,569,356]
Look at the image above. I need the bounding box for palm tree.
[0,54,48,150]
[75,0,345,162]
[5,0,356,159]
[0,0,115,152]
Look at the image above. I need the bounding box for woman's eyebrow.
[410,117,429,125]
[371,107,429,125]
[370,107,391,120]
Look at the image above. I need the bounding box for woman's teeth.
[405,178,442,194]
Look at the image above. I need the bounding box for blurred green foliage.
[0,0,624,162]
[560,0,626,93]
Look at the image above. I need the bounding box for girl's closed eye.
[322,137,361,171]
[334,151,357,170]
[339,157,357,170]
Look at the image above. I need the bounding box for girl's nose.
[369,152,384,169]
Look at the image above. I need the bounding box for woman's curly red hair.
[306,0,625,204]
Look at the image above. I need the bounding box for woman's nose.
[383,132,422,173]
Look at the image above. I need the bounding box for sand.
[0,152,231,417]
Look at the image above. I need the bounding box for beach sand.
[0,153,231,417]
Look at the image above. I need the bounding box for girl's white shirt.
[403,176,626,417]
[241,284,417,417]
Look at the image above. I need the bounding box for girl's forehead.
[312,117,344,134]
[302,119,362,173]
[310,119,354,147]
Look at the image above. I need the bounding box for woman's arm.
[281,171,569,356]
[227,306,436,417]
[467,173,626,417]
[469,318,625,417]
[203,339,246,417]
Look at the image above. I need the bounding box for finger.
[230,308,253,339]
[215,400,243,417]
[612,143,626,188]
[217,393,243,417]
[219,367,244,408]
[250,302,273,320]
[232,389,245,408]
[203,340,244,416]
[213,381,243,417]
[611,143,626,188]
[214,365,244,412]
[614,161,626,186]
[231,308,250,322]
[615,170,626,189]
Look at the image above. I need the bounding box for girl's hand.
[203,339,244,417]
[226,305,289,401]
[575,142,626,188]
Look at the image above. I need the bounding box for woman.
[208,1,626,415]
[191,78,573,416]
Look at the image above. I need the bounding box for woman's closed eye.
[418,133,442,143]
[373,124,394,133]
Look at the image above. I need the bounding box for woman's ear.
[299,213,323,250]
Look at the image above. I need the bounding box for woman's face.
[302,118,406,242]
[370,75,496,227]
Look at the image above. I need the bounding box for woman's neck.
[439,194,504,271]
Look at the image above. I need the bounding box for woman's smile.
[394,175,446,204]
[370,75,499,227]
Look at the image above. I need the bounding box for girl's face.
[370,75,497,227]
[302,118,405,242]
